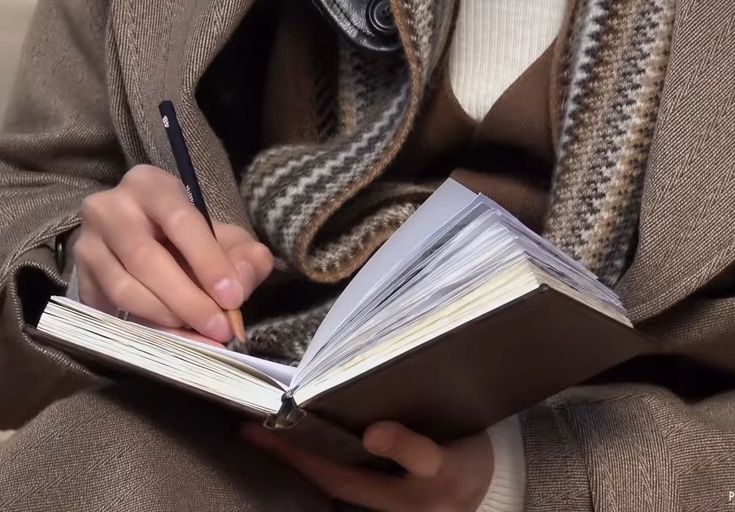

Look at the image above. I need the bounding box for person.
[0,0,733,510]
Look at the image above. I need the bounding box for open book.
[32,179,646,447]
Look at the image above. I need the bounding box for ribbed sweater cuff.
[476,415,525,512]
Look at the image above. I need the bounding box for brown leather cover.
[27,286,650,452]
[300,286,652,442]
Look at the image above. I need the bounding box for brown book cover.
[26,285,650,462]
[299,286,649,442]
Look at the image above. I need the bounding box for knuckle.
[80,193,109,223]
[71,235,92,263]
[107,277,134,306]
[123,243,157,274]
[163,206,195,234]
[82,189,144,228]
[247,242,274,279]
[122,164,150,185]
[252,242,274,266]
[125,164,155,180]
[159,172,179,189]
[123,165,176,189]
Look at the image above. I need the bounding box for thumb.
[363,422,445,478]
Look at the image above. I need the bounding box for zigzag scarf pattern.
[544,0,675,285]
[240,0,454,284]
[238,0,675,363]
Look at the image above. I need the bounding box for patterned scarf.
[545,0,675,285]
[236,0,675,364]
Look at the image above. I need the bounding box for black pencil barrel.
[158,100,214,232]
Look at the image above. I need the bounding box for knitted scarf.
[236,0,675,364]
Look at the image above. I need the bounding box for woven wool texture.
[241,0,454,284]
[544,0,675,285]
[240,0,676,361]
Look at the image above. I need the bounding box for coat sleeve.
[521,382,735,511]
[521,264,735,511]
[0,0,126,427]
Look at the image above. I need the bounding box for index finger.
[127,171,246,310]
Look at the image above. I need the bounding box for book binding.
[265,391,306,430]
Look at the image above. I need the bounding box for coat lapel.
[617,0,735,323]
[109,0,256,229]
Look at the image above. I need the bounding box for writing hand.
[74,165,273,341]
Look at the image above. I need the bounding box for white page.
[48,297,296,387]
[295,263,540,404]
[294,188,631,390]
[300,179,478,368]
[310,201,494,363]
[161,335,296,387]
[293,217,522,386]
[39,303,283,413]
[478,195,603,283]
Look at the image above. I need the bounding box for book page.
[293,212,523,387]
[294,262,540,404]
[38,298,289,413]
[46,297,296,387]
[300,179,479,369]
[294,180,631,395]
[159,334,296,387]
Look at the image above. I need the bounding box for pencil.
[158,100,246,344]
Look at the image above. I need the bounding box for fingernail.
[213,278,244,307]
[205,313,232,341]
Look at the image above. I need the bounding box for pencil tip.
[226,309,246,345]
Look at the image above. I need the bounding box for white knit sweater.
[449,0,564,122]
[447,0,564,510]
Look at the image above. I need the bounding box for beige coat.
[0,1,733,510]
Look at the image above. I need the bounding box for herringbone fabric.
[0,1,733,510]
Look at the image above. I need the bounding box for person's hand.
[241,421,493,512]
[74,164,273,342]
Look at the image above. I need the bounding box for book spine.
[265,391,306,429]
